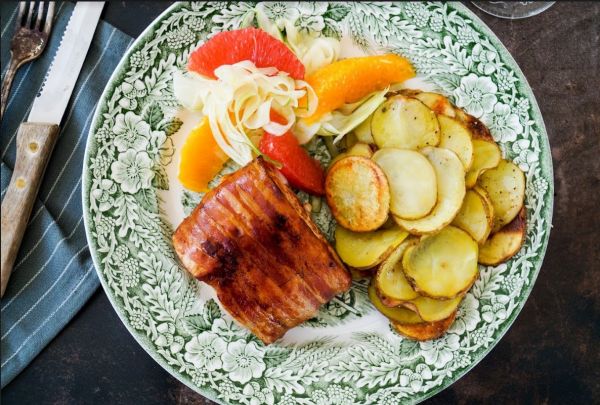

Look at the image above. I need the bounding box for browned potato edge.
[391,310,457,341]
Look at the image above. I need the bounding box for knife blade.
[28,2,104,124]
[1,2,104,297]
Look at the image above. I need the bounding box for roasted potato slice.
[368,282,423,324]
[383,292,462,322]
[328,152,348,169]
[452,187,494,244]
[403,226,479,299]
[379,289,463,321]
[394,147,466,234]
[453,106,469,124]
[479,207,527,265]
[347,142,373,158]
[406,295,462,322]
[397,88,421,98]
[411,91,456,117]
[383,292,463,321]
[328,142,374,168]
[335,225,408,269]
[455,110,495,142]
[438,115,474,171]
[371,95,440,150]
[391,310,457,341]
[465,139,502,188]
[378,294,405,308]
[326,156,390,231]
[375,239,419,302]
[478,159,525,232]
[354,114,375,144]
[372,148,437,220]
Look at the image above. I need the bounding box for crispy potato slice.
[438,115,474,171]
[380,290,463,321]
[368,282,423,324]
[479,207,527,265]
[371,95,440,150]
[335,225,408,269]
[372,148,437,220]
[403,226,479,299]
[455,109,495,142]
[391,310,457,341]
[404,295,462,322]
[452,187,494,244]
[348,142,373,158]
[328,142,374,168]
[465,139,502,188]
[394,147,466,234]
[411,91,456,117]
[397,88,421,98]
[375,239,419,302]
[478,159,525,232]
[354,114,375,144]
[384,293,462,322]
[326,156,390,231]
[328,152,348,169]
[378,294,405,308]
[453,106,469,123]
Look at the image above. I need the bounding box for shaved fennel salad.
[172,9,415,195]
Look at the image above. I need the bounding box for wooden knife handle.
[1,122,59,297]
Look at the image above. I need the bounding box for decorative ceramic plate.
[83,2,553,404]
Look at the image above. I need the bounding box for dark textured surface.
[2,2,600,404]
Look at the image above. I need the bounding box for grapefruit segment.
[258,110,325,195]
[188,27,305,80]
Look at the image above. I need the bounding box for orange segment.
[178,117,229,192]
[305,54,415,123]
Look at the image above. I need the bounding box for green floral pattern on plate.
[83,2,553,404]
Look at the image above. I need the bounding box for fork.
[0,1,55,120]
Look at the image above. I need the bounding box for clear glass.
[471,1,555,19]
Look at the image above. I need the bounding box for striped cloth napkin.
[1,2,133,387]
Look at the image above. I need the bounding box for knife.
[1,2,105,297]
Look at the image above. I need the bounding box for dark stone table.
[2,2,599,404]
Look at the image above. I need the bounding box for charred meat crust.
[173,157,351,344]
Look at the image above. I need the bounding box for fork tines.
[17,1,55,34]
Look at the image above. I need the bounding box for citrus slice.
[305,54,415,123]
[188,27,305,80]
[259,110,325,195]
[178,117,229,192]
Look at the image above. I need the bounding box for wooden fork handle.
[1,122,59,297]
